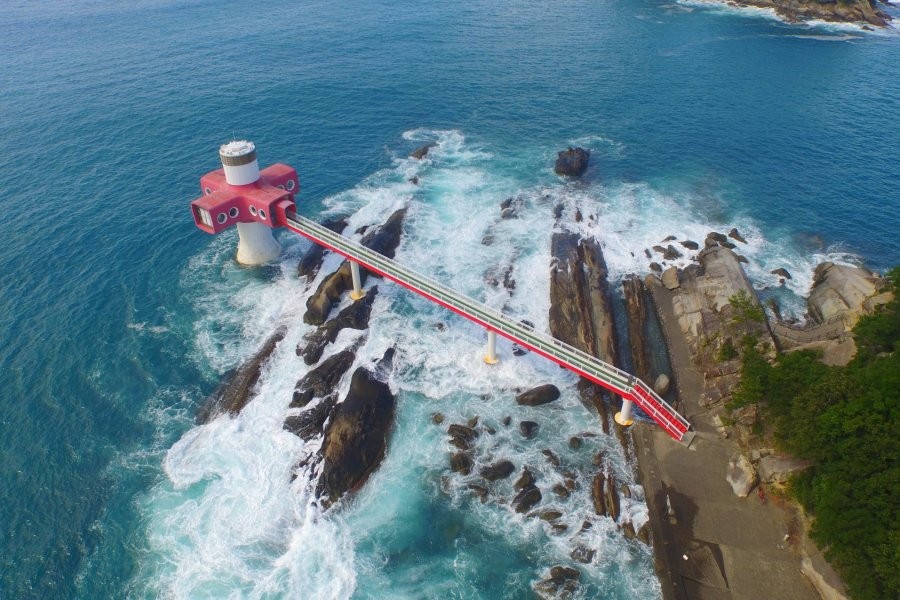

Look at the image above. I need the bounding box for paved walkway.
[633,284,820,600]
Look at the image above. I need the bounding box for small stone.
[501,416,511,427]
[661,235,677,242]
[431,413,444,425]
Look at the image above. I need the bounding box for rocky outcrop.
[549,232,619,365]
[197,327,287,424]
[303,209,406,325]
[554,147,590,177]
[651,246,773,409]
[622,276,653,382]
[290,349,356,409]
[726,453,758,498]
[808,262,889,327]
[729,0,890,27]
[300,287,378,365]
[481,460,516,481]
[535,566,580,598]
[410,143,435,160]
[315,351,396,505]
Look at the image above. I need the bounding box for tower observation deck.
[190,142,692,442]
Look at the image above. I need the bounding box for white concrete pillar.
[349,261,366,300]
[484,330,499,365]
[220,140,281,265]
[615,398,634,427]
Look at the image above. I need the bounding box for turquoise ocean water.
[1,1,898,597]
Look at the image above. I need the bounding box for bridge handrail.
[286,212,689,435]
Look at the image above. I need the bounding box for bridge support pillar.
[615,398,634,427]
[349,261,366,301]
[484,330,499,365]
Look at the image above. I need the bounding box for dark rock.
[644,248,652,259]
[500,197,514,210]
[466,416,479,428]
[360,208,407,260]
[410,143,435,160]
[519,421,539,439]
[736,254,749,264]
[704,237,720,249]
[512,486,542,513]
[500,207,517,219]
[297,218,347,282]
[551,566,579,581]
[652,245,667,254]
[301,287,378,365]
[728,228,747,244]
[554,147,590,177]
[449,437,471,451]
[680,240,700,250]
[432,412,444,425]
[481,232,495,246]
[480,460,515,481]
[542,449,561,467]
[408,176,418,185]
[605,476,620,521]
[553,203,564,220]
[661,235,677,242]
[540,510,562,522]
[574,208,583,222]
[197,327,287,423]
[315,358,396,504]
[284,396,337,442]
[303,261,361,326]
[467,483,488,502]
[622,521,636,540]
[551,524,568,534]
[515,468,536,492]
[291,349,356,408]
[552,484,569,498]
[649,262,662,273]
[501,416,512,427]
[719,240,736,250]
[568,436,582,450]
[771,268,792,280]
[448,424,478,443]
[570,545,595,564]
[663,245,683,261]
[516,384,560,406]
[450,452,473,475]
[707,231,728,244]
[591,474,607,517]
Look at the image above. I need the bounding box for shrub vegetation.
[731,267,899,600]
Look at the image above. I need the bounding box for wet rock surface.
[197,327,287,424]
[290,349,356,409]
[553,147,590,177]
[516,384,560,406]
[481,460,516,481]
[315,352,396,505]
[297,217,348,282]
[301,287,378,365]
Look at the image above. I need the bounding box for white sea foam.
[138,128,857,597]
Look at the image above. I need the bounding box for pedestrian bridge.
[283,211,692,442]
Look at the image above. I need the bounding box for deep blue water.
[1,0,898,597]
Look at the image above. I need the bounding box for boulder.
[534,566,580,598]
[728,228,747,244]
[622,521,636,540]
[514,468,536,492]
[481,460,516,481]
[197,327,287,423]
[604,475,620,521]
[540,510,563,521]
[467,483,488,502]
[808,262,887,326]
[662,266,680,290]
[512,486,542,513]
[649,262,662,273]
[448,423,478,443]
[568,436,582,450]
[726,453,759,498]
[571,545,595,564]
[500,207,517,219]
[663,245,683,261]
[661,235,677,243]
[516,384,560,406]
[431,412,444,425]
[554,147,590,177]
[653,373,671,396]
[519,421,540,439]
[680,240,700,250]
[707,231,728,244]
[552,484,569,498]
[315,355,396,504]
[637,522,651,545]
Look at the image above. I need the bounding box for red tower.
[190,141,298,264]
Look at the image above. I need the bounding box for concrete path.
[633,284,820,600]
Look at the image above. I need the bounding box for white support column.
[349,261,366,300]
[615,398,634,427]
[484,330,499,365]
